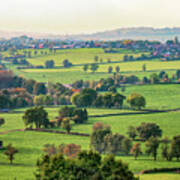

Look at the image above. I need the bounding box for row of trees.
[71,88,126,108]
[90,122,132,155]
[22,106,88,133]
[83,63,99,73]
[127,123,162,141]
[91,122,180,161]
[131,136,180,161]
[71,88,146,110]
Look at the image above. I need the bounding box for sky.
[0,0,180,34]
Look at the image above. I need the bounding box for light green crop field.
[120,84,180,110]
[139,173,180,180]
[0,107,180,179]
[5,48,180,84]
[17,48,144,66]
[9,60,179,84]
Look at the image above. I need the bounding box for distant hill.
[1,27,180,41]
[68,27,180,41]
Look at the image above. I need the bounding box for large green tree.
[23,106,49,128]
[136,122,162,140]
[90,122,112,153]
[127,93,146,110]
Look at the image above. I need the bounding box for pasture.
[1,48,180,179]
[6,48,180,84]
[120,84,180,110]
[0,107,180,179]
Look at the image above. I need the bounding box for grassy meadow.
[120,84,180,110]
[5,48,179,84]
[0,107,180,179]
[1,48,180,179]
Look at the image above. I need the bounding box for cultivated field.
[6,48,179,84]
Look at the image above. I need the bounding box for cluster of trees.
[17,60,55,69]
[107,65,120,73]
[35,150,137,180]
[127,123,180,161]
[12,58,29,66]
[127,123,162,141]
[93,92,126,108]
[90,122,180,162]
[127,93,146,110]
[0,76,73,109]
[33,95,53,106]
[71,88,126,108]
[22,106,88,133]
[131,135,180,161]
[0,89,32,109]
[43,143,81,159]
[49,106,88,133]
[23,106,49,129]
[83,63,99,73]
[90,122,132,155]
[45,60,54,68]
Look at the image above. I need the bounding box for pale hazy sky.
[0,0,180,34]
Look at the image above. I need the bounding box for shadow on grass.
[0,162,34,167]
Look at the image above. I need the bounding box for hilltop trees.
[23,106,49,128]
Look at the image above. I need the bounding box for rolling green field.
[120,84,180,110]
[18,48,144,66]
[6,48,179,84]
[1,48,180,179]
[0,107,180,179]
[139,173,180,180]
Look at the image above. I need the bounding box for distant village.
[0,36,180,63]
